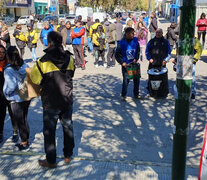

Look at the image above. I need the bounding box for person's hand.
[133,59,137,64]
[163,61,167,66]
[122,62,127,68]
[149,59,154,63]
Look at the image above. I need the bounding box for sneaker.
[15,143,30,151]
[38,159,56,168]
[191,94,195,99]
[81,67,86,70]
[12,134,19,143]
[95,64,98,68]
[0,134,3,143]
[64,156,72,164]
[104,63,107,68]
[121,96,126,101]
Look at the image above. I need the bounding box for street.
[0,18,206,179]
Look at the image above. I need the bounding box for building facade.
[34,0,48,15]
[4,0,32,19]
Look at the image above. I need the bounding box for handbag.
[17,76,31,101]
[126,63,141,79]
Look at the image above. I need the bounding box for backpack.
[96,25,105,50]
[97,34,105,51]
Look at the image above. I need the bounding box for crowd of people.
[0,11,205,168]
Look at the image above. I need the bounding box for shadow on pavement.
[0,73,206,179]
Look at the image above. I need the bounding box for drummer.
[146,28,171,70]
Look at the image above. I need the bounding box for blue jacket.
[143,17,149,27]
[3,63,29,102]
[71,27,85,45]
[40,27,53,46]
[115,37,140,65]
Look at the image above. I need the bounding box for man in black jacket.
[30,31,75,168]
[146,28,171,69]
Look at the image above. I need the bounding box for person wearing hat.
[13,24,26,59]
[25,24,38,61]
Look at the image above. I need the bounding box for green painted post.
[171,0,196,179]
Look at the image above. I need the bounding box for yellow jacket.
[14,32,26,42]
[89,23,106,38]
[194,38,203,62]
[25,30,38,44]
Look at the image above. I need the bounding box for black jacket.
[30,46,75,110]
[146,37,171,68]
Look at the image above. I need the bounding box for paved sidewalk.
[0,153,198,179]
[0,17,206,179]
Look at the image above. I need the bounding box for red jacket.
[196,18,207,31]
[71,27,85,45]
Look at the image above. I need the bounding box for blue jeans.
[121,67,140,97]
[192,63,196,96]
[87,37,93,52]
[30,48,36,61]
[43,106,75,164]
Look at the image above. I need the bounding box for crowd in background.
[0,11,205,154]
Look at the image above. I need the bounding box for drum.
[147,67,169,98]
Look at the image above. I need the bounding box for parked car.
[58,14,66,23]
[42,16,58,25]
[65,15,76,25]
[1,16,15,26]
[17,15,30,25]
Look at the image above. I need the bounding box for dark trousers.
[121,67,140,97]
[43,106,75,164]
[19,48,25,59]
[198,31,206,46]
[107,47,116,66]
[0,96,18,135]
[72,44,85,68]
[10,101,30,142]
[94,48,105,65]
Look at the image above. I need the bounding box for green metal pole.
[171,0,196,179]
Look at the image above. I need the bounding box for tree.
[78,0,156,12]
[0,0,6,16]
